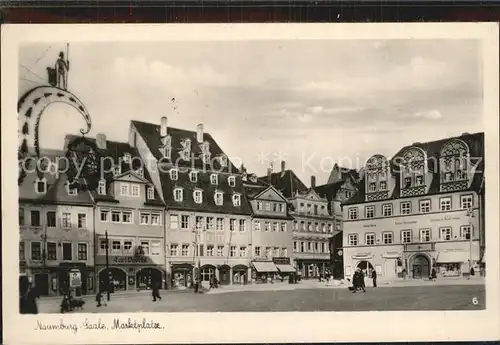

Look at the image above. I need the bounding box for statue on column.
[47,50,70,90]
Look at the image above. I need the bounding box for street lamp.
[466,207,475,279]
[105,230,110,301]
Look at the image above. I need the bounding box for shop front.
[273,257,295,280]
[232,265,249,285]
[96,255,165,292]
[171,263,194,289]
[251,261,279,283]
[57,262,94,295]
[217,264,231,285]
[296,260,330,279]
[435,250,470,277]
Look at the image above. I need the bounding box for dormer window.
[170,169,178,181]
[404,177,411,188]
[439,139,470,190]
[190,171,198,183]
[113,165,121,176]
[66,181,78,196]
[214,191,224,206]
[193,190,203,204]
[98,179,106,195]
[147,186,155,200]
[161,146,172,159]
[249,174,258,183]
[35,178,47,194]
[202,152,211,164]
[182,138,191,149]
[232,194,241,207]
[123,153,131,163]
[228,176,236,187]
[218,155,228,167]
[415,175,424,185]
[173,188,183,202]
[181,149,190,161]
[379,181,387,190]
[135,168,144,178]
[210,174,218,185]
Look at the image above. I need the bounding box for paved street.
[38,283,485,313]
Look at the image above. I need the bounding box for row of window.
[100,209,162,225]
[296,202,328,215]
[168,169,236,186]
[253,221,288,232]
[173,188,242,206]
[293,240,330,254]
[256,201,286,213]
[348,194,474,220]
[98,239,161,256]
[347,225,472,246]
[168,244,288,258]
[20,241,88,261]
[159,138,227,168]
[292,220,334,233]
[170,215,247,231]
[20,209,87,228]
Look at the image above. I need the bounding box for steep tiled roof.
[158,170,252,216]
[314,180,346,201]
[257,170,308,199]
[19,149,94,205]
[342,132,485,206]
[131,120,240,174]
[64,135,164,206]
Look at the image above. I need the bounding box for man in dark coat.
[372,269,377,287]
[359,270,366,292]
[20,277,38,314]
[152,281,162,301]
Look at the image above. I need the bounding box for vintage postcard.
[2,23,499,344]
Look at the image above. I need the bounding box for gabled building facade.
[342,132,485,281]
[130,117,253,288]
[260,162,336,279]
[19,149,95,296]
[65,135,166,292]
[243,173,295,282]
[315,169,359,278]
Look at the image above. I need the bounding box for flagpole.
[66,43,70,89]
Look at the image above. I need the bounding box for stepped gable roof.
[19,149,94,205]
[342,132,485,206]
[131,120,240,174]
[158,169,253,216]
[64,135,164,206]
[257,169,308,199]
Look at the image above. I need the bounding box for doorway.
[411,255,430,279]
[136,268,163,289]
[218,265,230,285]
[34,274,49,296]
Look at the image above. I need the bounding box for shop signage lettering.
[430,216,461,222]
[405,243,433,252]
[363,224,376,228]
[272,257,291,265]
[395,220,417,225]
[112,256,149,264]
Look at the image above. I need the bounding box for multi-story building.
[261,162,336,279]
[19,149,95,296]
[342,132,485,281]
[65,134,166,292]
[130,117,253,288]
[243,170,295,282]
[315,165,360,278]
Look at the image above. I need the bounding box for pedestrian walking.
[372,269,377,287]
[431,267,437,281]
[359,269,366,292]
[20,276,38,314]
[152,281,162,301]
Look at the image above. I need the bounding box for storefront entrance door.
[412,255,430,279]
[34,274,49,296]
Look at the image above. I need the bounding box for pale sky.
[19,39,483,185]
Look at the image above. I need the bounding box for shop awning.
[252,261,278,273]
[276,264,295,273]
[436,251,469,264]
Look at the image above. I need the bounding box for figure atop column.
[55,51,70,90]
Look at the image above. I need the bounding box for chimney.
[281,161,286,173]
[267,167,272,184]
[197,123,204,143]
[311,175,316,188]
[96,133,107,150]
[160,116,168,137]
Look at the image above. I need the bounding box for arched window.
[400,147,426,189]
[364,154,390,196]
[440,139,469,183]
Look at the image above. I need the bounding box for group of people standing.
[348,268,378,293]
